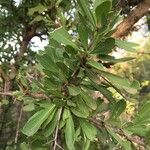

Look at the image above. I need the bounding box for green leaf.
[133,101,150,125]
[23,103,35,112]
[71,107,88,118]
[22,104,55,136]
[78,12,92,33]
[30,15,43,23]
[94,98,109,114]
[65,45,78,56]
[78,24,88,49]
[59,119,66,129]
[67,100,76,107]
[98,55,135,63]
[71,97,89,118]
[74,127,81,142]
[58,69,68,82]
[37,101,55,109]
[45,45,64,61]
[82,137,90,150]
[84,67,101,83]
[65,110,75,150]
[68,85,81,96]
[99,71,134,89]
[85,70,116,104]
[64,58,77,71]
[93,0,112,25]
[50,27,79,50]
[130,80,140,90]
[93,0,111,11]
[80,119,97,140]
[44,110,59,137]
[91,38,115,54]
[56,61,69,77]
[77,0,95,27]
[87,60,105,71]
[42,108,57,129]
[53,99,66,107]
[46,89,63,98]
[20,142,30,150]
[44,77,60,90]
[125,124,150,137]
[28,4,46,16]
[109,11,121,29]
[37,54,59,74]
[107,127,132,150]
[110,99,126,119]
[63,108,70,121]
[80,90,97,110]
[76,96,90,117]
[115,39,139,52]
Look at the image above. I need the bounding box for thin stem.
[53,108,62,150]
[56,143,64,150]
[0,92,12,96]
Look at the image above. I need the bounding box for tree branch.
[53,108,63,150]
[0,91,50,99]
[0,67,5,80]
[15,24,37,64]
[90,118,145,147]
[112,0,150,38]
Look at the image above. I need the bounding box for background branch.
[112,0,150,38]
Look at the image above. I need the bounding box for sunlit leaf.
[99,71,140,90]
[44,110,59,137]
[87,61,105,71]
[42,108,57,129]
[98,55,135,63]
[68,85,81,96]
[80,119,97,140]
[65,110,75,150]
[22,104,55,136]
[37,54,59,74]
[82,137,90,150]
[23,103,35,112]
[20,142,30,150]
[115,39,139,52]
[28,4,46,16]
[71,107,88,118]
[63,108,70,121]
[93,0,112,25]
[50,27,79,50]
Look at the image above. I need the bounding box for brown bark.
[16,25,37,62]
[112,0,150,38]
